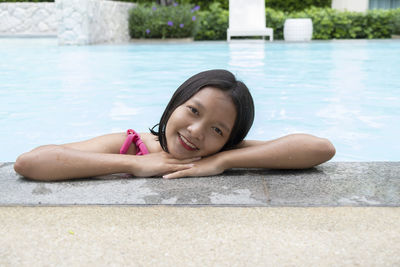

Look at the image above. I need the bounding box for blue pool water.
[1,38,399,162]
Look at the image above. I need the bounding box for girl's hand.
[130,151,201,177]
[162,154,226,179]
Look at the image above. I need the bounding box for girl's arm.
[163,134,335,179]
[221,133,335,169]
[14,133,197,181]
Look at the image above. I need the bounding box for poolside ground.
[1,162,399,266]
[1,206,400,266]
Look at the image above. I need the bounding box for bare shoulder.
[61,132,130,154]
[140,132,162,153]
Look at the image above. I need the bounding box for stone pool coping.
[0,162,399,206]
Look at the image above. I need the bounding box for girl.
[14,69,335,181]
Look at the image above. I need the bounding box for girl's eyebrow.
[216,121,231,133]
[192,99,232,133]
[192,99,205,110]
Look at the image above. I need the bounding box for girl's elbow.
[14,145,59,180]
[14,153,33,178]
[316,138,336,162]
[14,154,48,181]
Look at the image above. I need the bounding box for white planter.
[284,18,313,42]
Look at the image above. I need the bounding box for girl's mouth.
[178,133,198,151]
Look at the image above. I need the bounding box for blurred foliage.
[391,8,400,34]
[119,0,228,9]
[266,0,331,12]
[120,0,329,11]
[129,3,199,38]
[266,7,400,40]
[194,2,228,40]
[0,0,53,2]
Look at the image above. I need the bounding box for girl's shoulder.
[140,132,163,153]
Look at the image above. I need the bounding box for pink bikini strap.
[119,129,149,155]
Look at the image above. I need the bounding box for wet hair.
[150,69,254,152]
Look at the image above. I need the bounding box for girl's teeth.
[181,134,196,149]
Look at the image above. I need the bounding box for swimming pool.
[1,38,399,162]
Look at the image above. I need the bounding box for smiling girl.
[14,69,335,181]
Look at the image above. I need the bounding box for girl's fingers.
[165,163,193,173]
[163,169,191,179]
[164,163,197,179]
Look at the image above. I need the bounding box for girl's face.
[165,86,237,159]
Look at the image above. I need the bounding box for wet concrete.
[0,162,399,206]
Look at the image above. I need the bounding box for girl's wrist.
[216,150,234,170]
[120,155,138,174]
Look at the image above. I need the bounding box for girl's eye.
[213,127,223,136]
[188,106,199,115]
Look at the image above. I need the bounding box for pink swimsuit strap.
[119,129,149,155]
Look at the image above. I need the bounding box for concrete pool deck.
[1,162,399,266]
[1,162,399,206]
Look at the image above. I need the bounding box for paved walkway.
[1,162,399,266]
[1,206,400,266]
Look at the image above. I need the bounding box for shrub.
[0,0,53,2]
[363,9,394,38]
[194,2,228,40]
[121,0,325,11]
[391,8,400,35]
[180,0,228,10]
[265,7,286,39]
[266,0,331,12]
[291,7,341,39]
[128,3,199,39]
[118,0,228,9]
[267,7,399,40]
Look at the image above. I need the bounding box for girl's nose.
[187,122,204,140]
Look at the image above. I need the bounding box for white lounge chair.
[227,0,273,41]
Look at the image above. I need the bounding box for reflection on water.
[229,41,265,69]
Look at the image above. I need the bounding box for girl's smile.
[178,132,199,151]
[165,86,237,159]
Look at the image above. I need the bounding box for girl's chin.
[168,149,196,159]
[167,135,199,159]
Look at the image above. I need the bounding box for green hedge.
[266,0,331,12]
[180,0,228,10]
[266,7,400,40]
[120,0,329,12]
[393,10,400,34]
[117,0,228,10]
[0,0,53,2]
[129,3,199,38]
[194,2,228,40]
[129,3,400,40]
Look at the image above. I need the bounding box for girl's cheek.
[172,108,187,121]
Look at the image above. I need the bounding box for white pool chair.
[227,0,273,41]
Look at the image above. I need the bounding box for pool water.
[1,38,399,162]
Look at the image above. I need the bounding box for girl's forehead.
[188,87,236,121]
[189,86,232,102]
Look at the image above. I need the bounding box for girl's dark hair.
[150,69,254,152]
